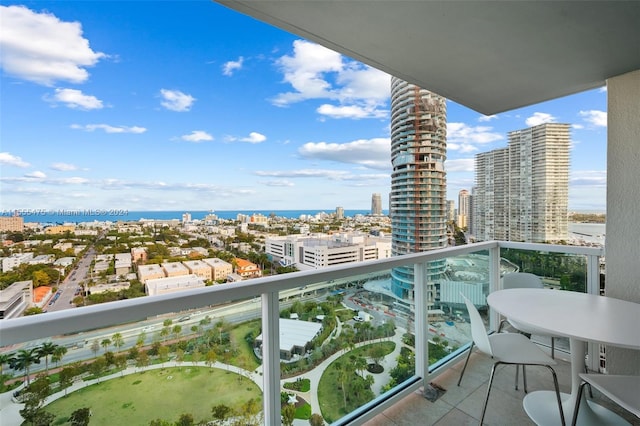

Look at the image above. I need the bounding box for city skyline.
[1,2,607,212]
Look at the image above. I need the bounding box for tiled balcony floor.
[363,350,640,426]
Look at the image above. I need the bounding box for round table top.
[487,288,640,349]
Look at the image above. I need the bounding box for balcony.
[3,240,634,425]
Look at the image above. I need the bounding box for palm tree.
[36,341,58,375]
[100,338,111,354]
[0,352,15,377]
[10,348,41,385]
[52,345,68,368]
[111,332,124,353]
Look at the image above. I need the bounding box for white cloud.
[181,130,214,143]
[447,122,503,152]
[70,124,147,133]
[160,89,195,112]
[572,124,585,130]
[0,5,105,85]
[445,158,475,172]
[525,112,556,126]
[579,110,607,127]
[254,169,350,179]
[317,104,387,120]
[50,162,77,171]
[240,132,266,144]
[260,179,295,187]
[298,138,390,169]
[570,170,607,187]
[0,152,30,167]
[272,40,389,119]
[50,88,103,109]
[478,114,498,122]
[222,56,244,76]
[24,170,46,179]
[598,86,607,93]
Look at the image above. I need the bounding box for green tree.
[172,325,182,341]
[100,338,111,354]
[309,413,325,426]
[69,407,91,426]
[282,403,296,426]
[36,342,58,375]
[10,348,41,385]
[19,374,52,425]
[0,352,15,378]
[59,365,76,396]
[175,413,194,426]
[90,340,100,358]
[111,332,124,353]
[211,404,232,425]
[51,345,67,368]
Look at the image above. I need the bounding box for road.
[46,246,96,313]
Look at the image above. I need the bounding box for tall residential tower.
[389,77,447,303]
[371,193,383,216]
[473,123,570,242]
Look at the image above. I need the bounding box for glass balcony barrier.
[0,241,603,425]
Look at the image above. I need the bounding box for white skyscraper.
[473,123,570,243]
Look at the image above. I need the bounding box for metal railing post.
[488,243,501,331]
[262,291,281,426]
[414,261,429,384]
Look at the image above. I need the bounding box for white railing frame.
[0,241,604,425]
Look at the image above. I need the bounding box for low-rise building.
[90,282,131,295]
[183,260,212,281]
[145,274,205,296]
[0,280,33,319]
[0,215,25,232]
[44,225,75,235]
[27,254,55,266]
[161,261,189,277]
[202,258,233,281]
[255,318,323,360]
[234,258,262,279]
[115,253,132,276]
[2,253,35,272]
[137,264,165,283]
[265,232,392,269]
[131,247,147,264]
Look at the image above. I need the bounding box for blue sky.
[0,1,607,213]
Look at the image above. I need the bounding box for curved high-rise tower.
[390,77,448,303]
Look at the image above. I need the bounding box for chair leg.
[522,365,528,393]
[544,365,566,426]
[497,318,508,333]
[515,364,519,390]
[571,380,589,426]
[551,337,555,359]
[480,362,500,425]
[457,341,474,386]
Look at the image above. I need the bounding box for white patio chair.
[498,272,557,359]
[457,294,565,425]
[571,374,640,425]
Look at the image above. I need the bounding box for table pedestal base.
[523,391,630,426]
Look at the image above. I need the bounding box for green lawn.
[229,320,261,370]
[46,367,261,425]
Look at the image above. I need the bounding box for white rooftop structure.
[145,274,206,296]
[256,318,322,360]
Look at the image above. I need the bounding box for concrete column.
[605,69,640,375]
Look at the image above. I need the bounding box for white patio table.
[487,288,640,425]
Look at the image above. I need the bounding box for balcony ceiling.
[215,1,640,115]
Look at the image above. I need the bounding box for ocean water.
[14,209,386,224]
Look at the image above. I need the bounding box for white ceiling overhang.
[215,1,640,115]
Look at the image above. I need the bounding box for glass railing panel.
[277,269,410,425]
[427,249,497,371]
[498,246,597,355]
[1,295,266,426]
